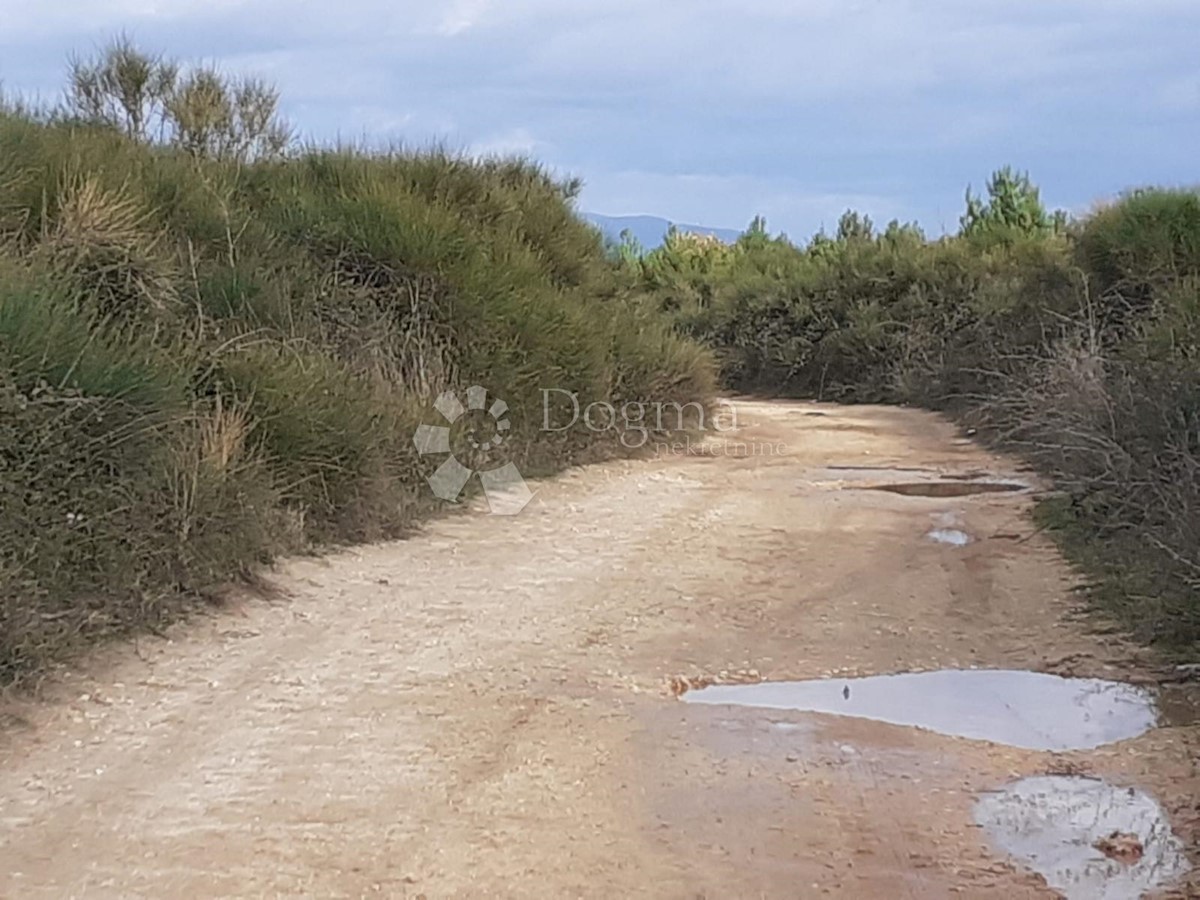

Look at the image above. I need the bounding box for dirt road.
[1,400,1196,898]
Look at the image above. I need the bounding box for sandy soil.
[0,399,1196,899]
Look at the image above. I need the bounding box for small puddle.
[680,670,1161,751]
[928,528,972,546]
[866,481,1027,498]
[826,465,937,473]
[975,775,1190,900]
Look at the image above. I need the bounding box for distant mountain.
[583,213,742,250]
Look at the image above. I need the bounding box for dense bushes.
[632,177,1200,650]
[0,69,714,683]
[5,37,1192,682]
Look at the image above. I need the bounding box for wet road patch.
[679,669,1162,751]
[974,775,1190,899]
[927,528,972,546]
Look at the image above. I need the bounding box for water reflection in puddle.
[681,670,1161,751]
[928,528,972,546]
[975,775,1190,900]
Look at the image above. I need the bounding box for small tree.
[66,34,177,140]
[837,210,874,242]
[746,215,769,238]
[167,68,291,161]
[880,219,926,252]
[737,215,771,251]
[64,36,291,162]
[615,228,645,266]
[960,167,1053,240]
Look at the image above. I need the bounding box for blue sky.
[3,0,1198,239]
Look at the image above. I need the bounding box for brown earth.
[1,399,1197,899]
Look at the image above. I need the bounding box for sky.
[2,0,1198,240]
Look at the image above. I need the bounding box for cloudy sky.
[3,0,1198,238]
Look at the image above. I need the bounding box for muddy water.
[975,775,1191,900]
[867,481,1027,497]
[681,670,1160,751]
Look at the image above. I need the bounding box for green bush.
[1078,190,1200,317]
[0,62,715,683]
[215,343,407,543]
[632,178,1200,651]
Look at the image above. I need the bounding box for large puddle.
[975,775,1190,899]
[680,670,1161,751]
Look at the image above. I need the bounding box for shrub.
[0,47,716,683]
[633,176,1200,650]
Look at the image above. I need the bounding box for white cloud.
[471,127,545,157]
[1,0,249,38]
[437,0,492,36]
[1,0,1196,236]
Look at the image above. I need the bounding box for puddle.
[928,528,972,546]
[826,465,937,473]
[975,775,1190,899]
[680,670,1161,751]
[866,481,1027,497]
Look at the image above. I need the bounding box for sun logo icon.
[412,385,534,516]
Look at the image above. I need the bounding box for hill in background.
[583,213,742,249]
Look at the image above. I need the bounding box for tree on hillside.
[746,215,769,237]
[738,215,772,251]
[67,35,177,141]
[880,219,926,251]
[615,228,645,266]
[65,35,291,161]
[166,68,291,161]
[960,167,1057,240]
[837,210,874,242]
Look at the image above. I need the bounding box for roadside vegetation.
[4,37,1193,684]
[0,39,714,685]
[628,171,1200,652]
